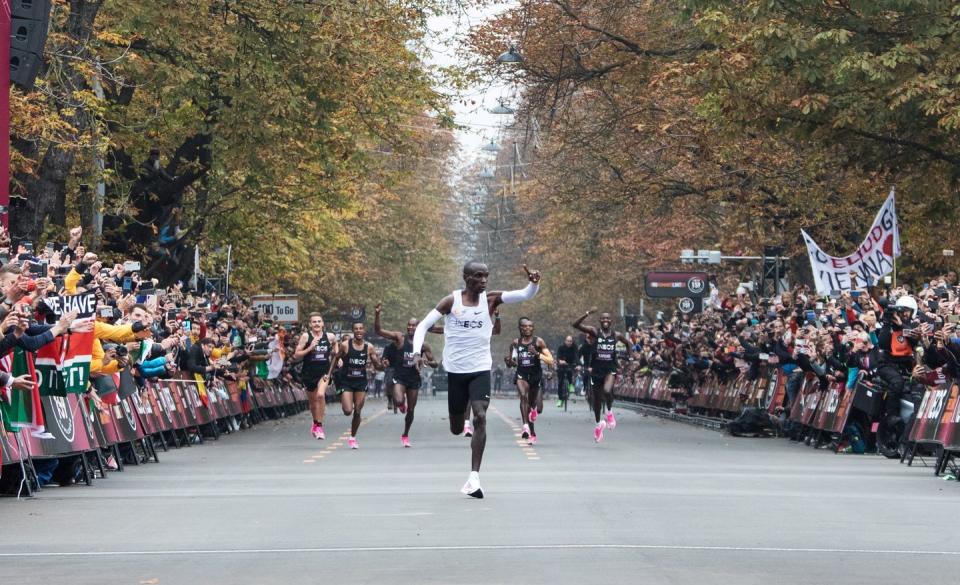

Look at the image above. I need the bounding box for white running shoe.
[464,420,474,437]
[460,472,484,499]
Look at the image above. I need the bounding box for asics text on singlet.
[443,290,494,374]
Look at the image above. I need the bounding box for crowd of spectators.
[539,272,960,455]
[0,224,315,484]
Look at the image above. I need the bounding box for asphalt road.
[2,395,959,585]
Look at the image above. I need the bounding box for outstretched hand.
[522,264,541,284]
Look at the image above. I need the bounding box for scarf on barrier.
[0,347,45,435]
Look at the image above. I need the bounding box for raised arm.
[572,310,598,337]
[413,296,453,355]
[373,303,403,344]
[490,264,541,309]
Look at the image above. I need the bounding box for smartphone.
[53,276,65,290]
[804,310,816,322]
[167,309,178,321]
[39,260,48,276]
[57,265,72,275]
[122,260,141,273]
[815,302,824,310]
[183,320,192,331]
[27,262,43,276]
[122,277,132,293]
[850,290,861,298]
[99,307,114,319]
[948,315,960,324]
[44,242,55,255]
[22,242,34,254]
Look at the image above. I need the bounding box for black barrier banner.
[118,369,138,401]
[812,383,854,434]
[143,384,173,433]
[110,396,145,444]
[766,373,787,415]
[909,384,950,444]
[937,383,960,449]
[25,395,95,457]
[169,381,197,428]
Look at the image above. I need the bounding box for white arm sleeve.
[501,282,539,304]
[412,309,443,354]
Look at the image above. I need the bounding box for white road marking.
[2,544,959,558]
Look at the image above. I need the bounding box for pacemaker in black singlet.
[392,337,422,390]
[592,331,618,376]
[301,332,333,389]
[515,337,543,387]
[341,341,370,393]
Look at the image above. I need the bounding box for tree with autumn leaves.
[466,0,960,331]
[8,0,459,315]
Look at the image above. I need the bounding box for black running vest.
[303,332,332,368]
[516,337,542,374]
[395,337,419,378]
[344,341,369,381]
[593,331,617,370]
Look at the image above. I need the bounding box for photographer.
[874,296,921,415]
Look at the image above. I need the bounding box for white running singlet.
[443,290,494,374]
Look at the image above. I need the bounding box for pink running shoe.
[401,435,411,448]
[529,434,537,445]
[311,423,324,440]
[349,437,358,450]
[521,424,530,439]
[464,420,474,437]
[606,411,617,429]
[529,408,538,423]
[594,421,606,443]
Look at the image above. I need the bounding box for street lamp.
[488,100,515,115]
[497,44,523,64]
[481,139,501,153]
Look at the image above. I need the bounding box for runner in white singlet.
[412,261,542,498]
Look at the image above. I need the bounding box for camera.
[103,343,128,357]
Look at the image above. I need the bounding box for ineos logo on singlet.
[595,335,616,362]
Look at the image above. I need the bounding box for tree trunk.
[8,1,103,243]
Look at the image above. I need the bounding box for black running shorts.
[516,371,542,389]
[447,371,491,415]
[591,367,615,388]
[338,379,368,394]
[392,375,422,391]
